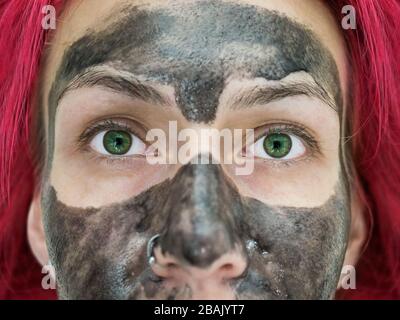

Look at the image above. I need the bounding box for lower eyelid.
[254,156,312,169]
[88,153,149,171]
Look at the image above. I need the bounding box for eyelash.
[251,121,321,166]
[77,119,321,167]
[77,119,148,162]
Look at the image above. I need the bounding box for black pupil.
[273,140,282,149]
[115,137,123,146]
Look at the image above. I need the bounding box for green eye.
[263,133,292,158]
[103,130,132,155]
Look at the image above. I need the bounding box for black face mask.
[42,161,349,299]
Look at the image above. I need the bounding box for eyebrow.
[229,81,337,112]
[58,67,173,107]
[59,67,337,113]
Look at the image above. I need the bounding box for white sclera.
[90,130,147,156]
[251,134,306,160]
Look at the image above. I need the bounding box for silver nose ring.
[147,234,160,266]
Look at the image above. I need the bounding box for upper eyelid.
[78,119,147,145]
[254,123,312,140]
[252,123,321,155]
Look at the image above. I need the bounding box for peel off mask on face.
[42,163,349,299]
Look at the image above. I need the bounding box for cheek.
[224,156,340,208]
[41,183,170,299]
[240,186,350,298]
[51,155,177,207]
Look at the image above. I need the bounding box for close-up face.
[34,0,358,299]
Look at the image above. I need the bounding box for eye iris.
[263,133,292,158]
[103,130,132,155]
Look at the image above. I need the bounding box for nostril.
[150,239,248,284]
[150,245,185,279]
[166,262,179,269]
[213,252,248,280]
[220,263,234,272]
[218,263,242,279]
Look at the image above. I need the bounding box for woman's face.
[34,0,360,299]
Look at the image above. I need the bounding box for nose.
[148,163,248,298]
[151,243,247,299]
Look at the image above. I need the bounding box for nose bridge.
[159,163,242,268]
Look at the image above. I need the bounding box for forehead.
[42,0,348,122]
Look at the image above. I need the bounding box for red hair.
[0,0,399,299]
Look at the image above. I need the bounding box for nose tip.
[151,244,247,296]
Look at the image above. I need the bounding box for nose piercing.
[147,234,160,266]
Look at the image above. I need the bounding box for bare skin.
[28,0,367,299]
